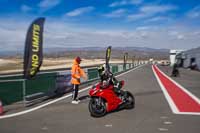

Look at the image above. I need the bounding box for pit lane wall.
[0,62,146,105]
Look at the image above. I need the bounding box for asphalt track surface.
[0,65,200,133]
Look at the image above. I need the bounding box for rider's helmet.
[98,64,106,76]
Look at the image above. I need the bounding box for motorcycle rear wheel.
[125,91,135,109]
[89,97,107,117]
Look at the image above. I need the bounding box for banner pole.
[23,79,26,106]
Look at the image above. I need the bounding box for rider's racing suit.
[97,65,121,93]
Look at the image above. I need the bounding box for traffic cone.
[0,99,3,115]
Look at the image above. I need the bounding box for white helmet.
[98,64,106,75]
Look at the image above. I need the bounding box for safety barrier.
[0,62,145,105]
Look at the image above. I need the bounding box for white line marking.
[158,128,168,131]
[160,116,168,119]
[41,126,48,130]
[164,121,173,125]
[105,124,113,127]
[0,65,145,119]
[152,65,200,115]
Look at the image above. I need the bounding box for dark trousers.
[72,84,79,100]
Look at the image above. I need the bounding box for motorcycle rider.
[97,64,122,94]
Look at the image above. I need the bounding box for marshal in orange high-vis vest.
[71,57,87,85]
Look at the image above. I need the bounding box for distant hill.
[0,46,170,59]
[44,47,170,60]
[44,46,169,53]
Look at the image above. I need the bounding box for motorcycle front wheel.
[88,97,107,117]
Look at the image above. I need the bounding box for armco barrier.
[87,67,99,80]
[111,65,118,74]
[0,73,57,105]
[25,73,56,96]
[0,62,143,105]
[0,80,23,105]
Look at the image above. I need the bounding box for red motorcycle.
[88,80,135,117]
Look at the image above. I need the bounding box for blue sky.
[0,0,200,51]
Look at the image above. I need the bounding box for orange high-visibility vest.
[71,59,86,85]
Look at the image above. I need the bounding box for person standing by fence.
[71,56,87,104]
